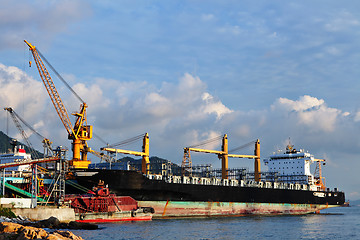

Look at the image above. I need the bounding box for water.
[71,206,360,240]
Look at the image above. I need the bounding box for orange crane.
[182,135,261,181]
[24,40,92,169]
[101,133,150,174]
[313,158,326,191]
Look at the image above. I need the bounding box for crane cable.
[187,135,223,149]
[228,139,257,154]
[106,133,145,149]
[36,50,85,104]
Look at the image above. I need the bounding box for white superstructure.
[0,145,32,172]
[263,144,320,188]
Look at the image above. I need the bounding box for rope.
[107,133,145,148]
[188,135,223,148]
[37,50,85,104]
[228,139,257,154]
[93,132,108,145]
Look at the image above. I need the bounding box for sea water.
[71,206,360,240]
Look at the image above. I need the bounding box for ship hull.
[69,169,345,218]
[138,201,336,218]
[75,211,152,223]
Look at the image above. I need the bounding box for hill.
[0,131,43,158]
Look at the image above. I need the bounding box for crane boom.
[4,107,38,158]
[101,133,150,174]
[4,107,54,157]
[24,40,73,136]
[24,40,92,169]
[182,135,260,180]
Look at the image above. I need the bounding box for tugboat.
[65,180,154,223]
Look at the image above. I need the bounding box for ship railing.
[200,178,211,185]
[173,176,181,184]
[240,180,245,187]
[191,177,200,185]
[222,179,229,186]
[212,178,221,186]
[182,176,191,184]
[230,179,238,187]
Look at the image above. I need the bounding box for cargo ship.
[70,142,345,218]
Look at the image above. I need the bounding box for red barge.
[65,181,154,223]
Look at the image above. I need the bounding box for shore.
[0,216,98,239]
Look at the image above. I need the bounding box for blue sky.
[1,0,360,200]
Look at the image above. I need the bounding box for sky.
[0,0,360,200]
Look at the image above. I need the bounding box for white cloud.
[201,92,233,120]
[271,95,342,132]
[0,63,46,119]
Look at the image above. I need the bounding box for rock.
[0,222,84,240]
[68,221,98,230]
[0,222,48,239]
[53,230,84,240]
[35,216,61,229]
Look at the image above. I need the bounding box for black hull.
[69,169,345,206]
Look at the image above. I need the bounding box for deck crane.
[4,107,54,157]
[101,133,150,174]
[4,107,38,158]
[313,158,326,191]
[87,148,113,163]
[24,40,92,169]
[182,134,261,181]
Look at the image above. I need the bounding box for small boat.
[65,180,154,223]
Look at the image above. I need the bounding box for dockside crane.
[101,133,150,174]
[4,107,39,158]
[24,40,92,169]
[182,134,261,181]
[4,107,54,157]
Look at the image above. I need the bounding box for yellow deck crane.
[24,40,92,169]
[313,158,326,191]
[182,134,261,181]
[101,133,150,174]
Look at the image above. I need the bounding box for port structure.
[101,133,150,175]
[182,135,261,181]
[24,40,92,169]
[4,107,54,158]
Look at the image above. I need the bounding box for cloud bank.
[1,63,359,198]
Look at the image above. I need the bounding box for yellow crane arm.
[185,148,257,159]
[228,154,257,159]
[24,40,74,137]
[186,147,224,155]
[101,147,148,157]
[88,148,113,163]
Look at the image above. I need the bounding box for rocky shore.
[0,216,98,239]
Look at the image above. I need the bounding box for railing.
[146,174,332,192]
